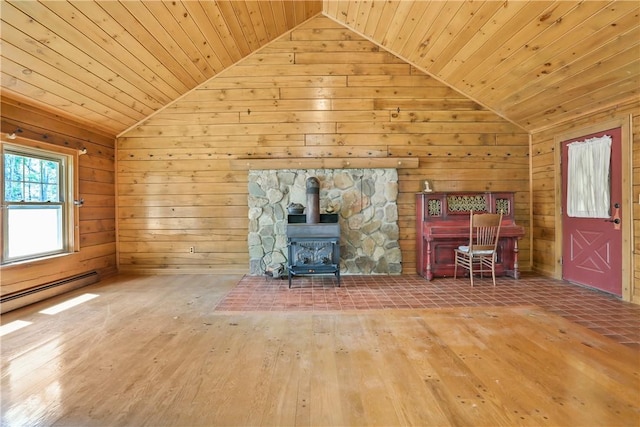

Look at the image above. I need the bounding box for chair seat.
[457,246,494,255]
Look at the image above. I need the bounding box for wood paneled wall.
[0,97,117,296]
[117,15,530,275]
[530,99,639,302]
[636,112,640,303]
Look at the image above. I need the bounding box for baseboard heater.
[1,271,100,314]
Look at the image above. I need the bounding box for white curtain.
[567,135,611,218]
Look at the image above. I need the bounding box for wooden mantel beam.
[229,157,418,170]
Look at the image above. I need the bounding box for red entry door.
[561,127,622,296]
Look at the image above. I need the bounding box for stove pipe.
[306,177,320,224]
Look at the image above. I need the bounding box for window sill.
[1,251,76,269]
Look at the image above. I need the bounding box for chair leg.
[454,253,458,279]
[491,255,496,286]
[469,256,474,287]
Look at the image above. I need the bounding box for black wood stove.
[286,214,340,288]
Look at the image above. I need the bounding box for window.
[566,135,612,218]
[2,138,78,264]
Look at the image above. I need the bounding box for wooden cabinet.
[416,192,525,280]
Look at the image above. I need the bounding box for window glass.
[566,135,611,218]
[7,205,63,258]
[4,153,60,202]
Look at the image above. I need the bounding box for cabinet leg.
[513,239,521,279]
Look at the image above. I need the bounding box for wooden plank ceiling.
[0,0,322,136]
[1,1,638,136]
[326,0,640,132]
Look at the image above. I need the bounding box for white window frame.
[1,136,79,264]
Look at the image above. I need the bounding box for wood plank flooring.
[1,274,639,426]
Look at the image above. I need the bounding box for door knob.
[605,204,621,229]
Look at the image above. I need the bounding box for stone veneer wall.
[248,169,401,275]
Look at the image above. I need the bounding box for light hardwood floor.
[1,274,638,426]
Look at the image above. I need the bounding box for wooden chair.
[454,210,503,286]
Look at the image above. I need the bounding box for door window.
[566,135,611,218]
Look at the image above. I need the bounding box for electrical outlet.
[189,246,195,253]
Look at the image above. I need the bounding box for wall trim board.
[229,157,419,171]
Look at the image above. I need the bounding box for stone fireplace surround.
[248,168,401,276]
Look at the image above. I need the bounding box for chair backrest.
[468,210,503,252]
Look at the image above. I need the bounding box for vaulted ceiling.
[1,1,638,136]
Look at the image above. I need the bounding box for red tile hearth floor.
[214,274,640,349]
